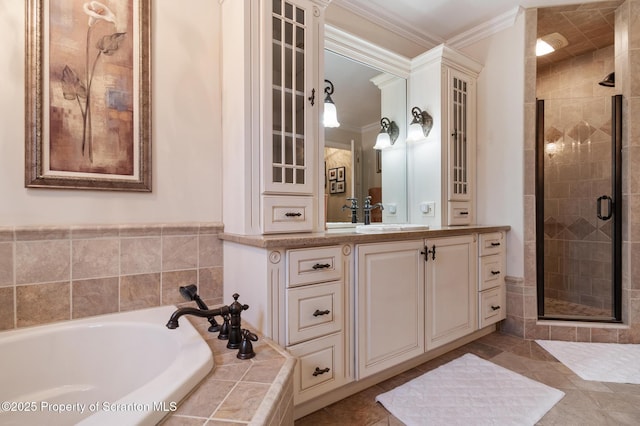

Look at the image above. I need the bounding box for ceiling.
[332,0,617,49]
[325,0,623,131]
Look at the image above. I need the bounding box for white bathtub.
[0,305,213,426]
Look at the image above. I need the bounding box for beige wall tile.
[120,273,160,311]
[549,325,577,341]
[199,267,223,302]
[590,327,619,342]
[120,237,161,275]
[162,269,198,305]
[0,287,14,330]
[14,227,69,241]
[199,234,223,267]
[72,238,119,280]
[16,282,70,327]
[15,240,70,284]
[72,277,119,319]
[0,242,13,287]
[162,235,198,271]
[0,228,14,242]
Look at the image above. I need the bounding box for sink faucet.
[167,293,249,350]
[341,197,359,223]
[363,196,384,225]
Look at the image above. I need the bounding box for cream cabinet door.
[356,240,425,379]
[425,234,477,350]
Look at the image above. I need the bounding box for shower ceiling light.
[536,32,569,57]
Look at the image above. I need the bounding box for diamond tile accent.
[544,217,565,238]
[568,217,596,240]
[567,121,596,144]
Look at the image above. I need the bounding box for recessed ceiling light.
[536,32,569,56]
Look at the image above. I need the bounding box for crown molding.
[447,6,523,49]
[331,0,443,50]
[325,24,412,78]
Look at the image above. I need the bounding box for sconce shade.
[323,79,340,128]
[406,107,433,142]
[373,117,398,150]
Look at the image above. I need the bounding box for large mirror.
[323,27,408,225]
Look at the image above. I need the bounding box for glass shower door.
[536,95,622,321]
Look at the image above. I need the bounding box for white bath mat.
[375,353,564,426]
[536,340,640,384]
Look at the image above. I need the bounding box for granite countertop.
[162,316,295,425]
[220,224,511,249]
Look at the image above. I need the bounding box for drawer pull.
[312,367,330,376]
[491,305,501,311]
[459,211,469,215]
[312,263,331,270]
[490,242,501,247]
[490,270,501,275]
[285,212,302,217]
[313,309,330,317]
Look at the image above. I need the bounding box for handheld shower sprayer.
[179,284,221,332]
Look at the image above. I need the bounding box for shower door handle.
[597,195,613,220]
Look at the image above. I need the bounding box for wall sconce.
[407,107,433,142]
[323,79,340,128]
[373,117,398,150]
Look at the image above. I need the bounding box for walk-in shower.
[536,95,622,322]
[535,1,623,322]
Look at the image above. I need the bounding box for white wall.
[0,1,222,227]
[460,12,526,277]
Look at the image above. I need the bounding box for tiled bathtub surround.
[0,223,224,331]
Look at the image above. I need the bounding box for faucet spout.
[166,306,230,329]
[363,196,384,225]
[341,197,359,223]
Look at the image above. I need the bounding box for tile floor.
[295,332,640,425]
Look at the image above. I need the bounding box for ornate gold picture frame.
[25,0,151,191]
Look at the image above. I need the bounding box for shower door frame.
[535,95,622,322]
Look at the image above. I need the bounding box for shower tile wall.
[0,223,223,331]
[537,45,615,313]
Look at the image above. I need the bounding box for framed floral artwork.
[25,0,152,191]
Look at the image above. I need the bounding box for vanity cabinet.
[478,232,506,328]
[221,0,327,235]
[425,234,477,350]
[285,245,352,404]
[445,67,476,225]
[355,240,425,379]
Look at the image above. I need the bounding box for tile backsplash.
[0,223,223,330]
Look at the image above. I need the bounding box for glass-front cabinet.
[266,0,315,195]
[222,0,325,235]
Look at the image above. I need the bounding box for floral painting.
[26,0,151,191]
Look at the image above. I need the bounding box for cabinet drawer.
[479,286,506,328]
[288,246,343,287]
[288,332,347,404]
[448,201,471,225]
[479,232,504,256]
[263,196,313,233]
[287,281,343,345]
[479,254,503,291]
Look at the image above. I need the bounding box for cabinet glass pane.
[284,1,293,19]
[270,0,308,189]
[285,135,293,165]
[296,6,304,24]
[452,76,468,195]
[296,137,304,166]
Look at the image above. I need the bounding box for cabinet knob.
[313,309,330,317]
[491,305,501,311]
[312,263,331,270]
[312,367,330,376]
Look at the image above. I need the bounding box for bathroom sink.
[355,224,429,233]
